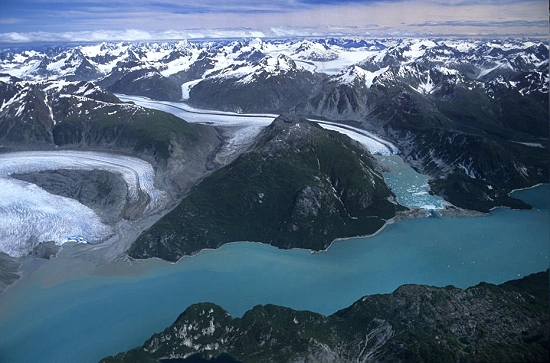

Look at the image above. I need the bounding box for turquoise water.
[0,185,548,363]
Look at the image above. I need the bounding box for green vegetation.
[100,271,549,363]
[129,115,403,261]
[52,100,201,160]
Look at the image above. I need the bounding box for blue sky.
[0,0,547,42]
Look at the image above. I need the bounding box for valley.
[0,91,402,261]
[0,36,548,362]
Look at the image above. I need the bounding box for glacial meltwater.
[0,184,547,363]
[377,155,449,209]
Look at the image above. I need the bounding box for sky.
[0,0,548,42]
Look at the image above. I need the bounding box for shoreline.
[2,183,546,295]
[0,207,431,294]
[509,182,546,194]
[0,204,488,293]
[1,204,548,363]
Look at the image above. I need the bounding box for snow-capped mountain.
[1,38,546,102]
[0,78,128,145]
[0,77,219,161]
[340,38,549,96]
[0,37,548,212]
[292,39,339,61]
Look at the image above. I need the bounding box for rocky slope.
[100,270,550,363]
[293,39,549,212]
[102,67,183,101]
[128,114,404,261]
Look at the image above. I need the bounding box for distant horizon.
[0,31,548,48]
[0,0,547,43]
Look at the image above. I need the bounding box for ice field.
[0,151,169,257]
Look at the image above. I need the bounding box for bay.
[0,184,547,363]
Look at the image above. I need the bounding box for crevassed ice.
[0,151,170,257]
[0,178,113,257]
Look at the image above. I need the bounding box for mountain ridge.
[99,270,550,363]
[128,114,404,261]
[0,36,547,254]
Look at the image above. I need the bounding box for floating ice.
[376,154,448,210]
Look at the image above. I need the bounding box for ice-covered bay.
[377,155,448,210]
[0,151,169,257]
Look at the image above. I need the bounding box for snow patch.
[513,141,545,148]
[337,66,388,88]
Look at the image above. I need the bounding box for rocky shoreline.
[101,271,550,363]
[0,183,525,295]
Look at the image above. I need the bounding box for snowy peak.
[292,40,339,61]
[259,54,301,73]
[0,79,121,124]
[0,81,57,144]
[0,38,547,103]
[205,53,306,85]
[334,65,388,89]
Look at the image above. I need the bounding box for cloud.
[411,20,549,28]
[0,32,32,43]
[0,18,22,25]
[0,0,547,41]
[0,29,271,43]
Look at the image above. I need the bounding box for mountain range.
[0,36,548,259]
[0,36,548,363]
[1,37,547,215]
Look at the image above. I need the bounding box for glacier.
[117,95,397,156]
[0,151,169,258]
